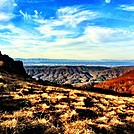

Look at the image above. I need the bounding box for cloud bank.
[0,1,134,60]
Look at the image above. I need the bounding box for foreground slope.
[0,69,134,133]
[95,69,134,95]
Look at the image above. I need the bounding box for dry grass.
[0,71,134,134]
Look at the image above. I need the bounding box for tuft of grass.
[0,118,59,134]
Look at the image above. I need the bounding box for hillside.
[95,69,134,95]
[0,53,134,134]
[0,68,134,134]
[91,66,134,82]
[25,66,110,84]
[25,66,134,89]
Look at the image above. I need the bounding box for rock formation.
[95,69,134,95]
[91,66,134,82]
[25,65,134,89]
[25,66,110,85]
[0,51,26,76]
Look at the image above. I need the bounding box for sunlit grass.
[0,71,134,133]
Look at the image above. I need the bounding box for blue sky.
[0,0,134,60]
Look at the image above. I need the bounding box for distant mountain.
[95,69,134,95]
[14,58,134,67]
[25,66,134,89]
[25,66,110,85]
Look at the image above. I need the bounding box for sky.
[0,0,134,60]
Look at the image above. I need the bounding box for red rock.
[95,70,134,95]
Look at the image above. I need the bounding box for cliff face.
[95,69,134,95]
[0,51,26,76]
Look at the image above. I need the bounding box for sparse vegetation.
[0,52,134,134]
[0,70,134,134]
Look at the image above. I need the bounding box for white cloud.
[0,0,15,12]
[0,13,14,21]
[19,9,43,21]
[57,6,99,27]
[1,22,134,59]
[34,10,38,15]
[119,5,134,11]
[0,5,134,60]
[34,6,100,27]
[84,26,134,44]
[35,6,100,39]
[13,3,17,7]
[0,0,15,22]
[0,24,42,48]
[34,6,129,51]
[19,10,31,20]
[45,25,134,53]
[36,24,74,39]
[105,0,111,4]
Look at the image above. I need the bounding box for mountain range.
[25,65,134,91]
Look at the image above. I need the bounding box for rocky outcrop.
[95,69,134,95]
[0,51,26,76]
